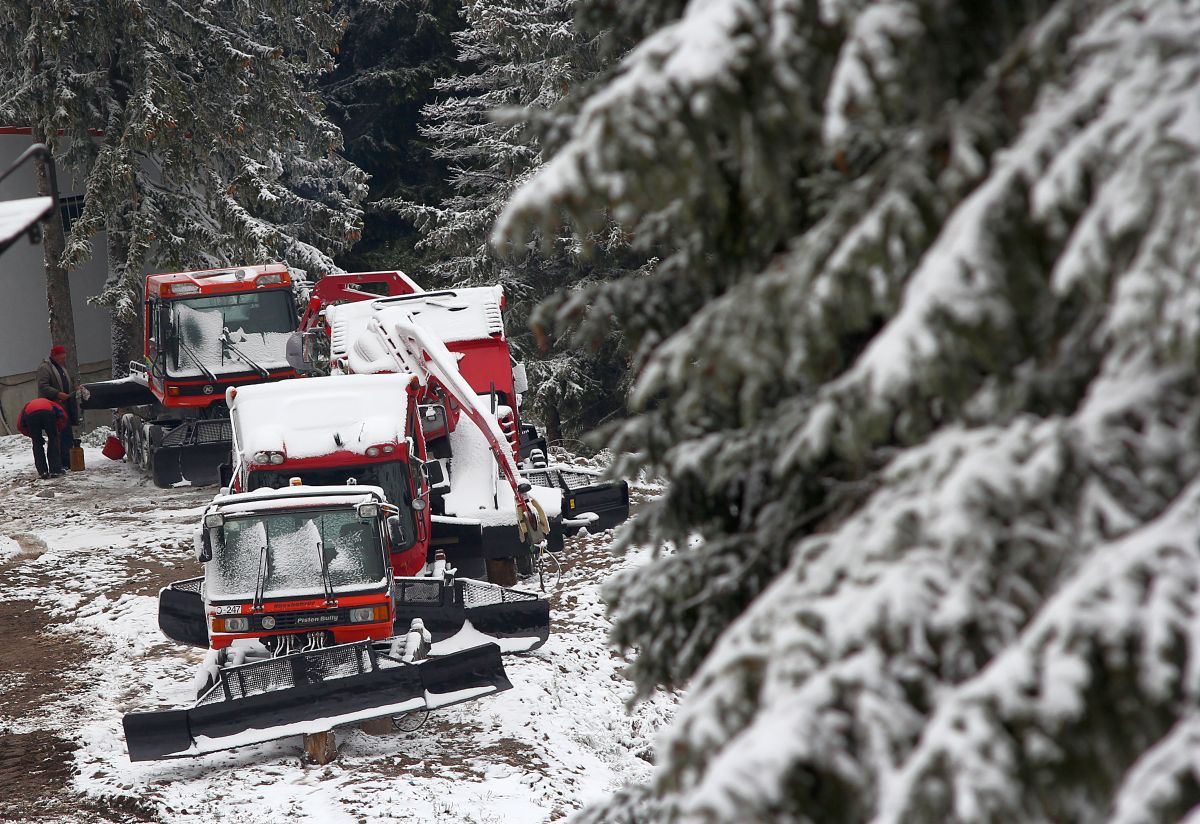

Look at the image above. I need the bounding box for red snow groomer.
[287,284,630,577]
[82,264,302,486]
[83,267,425,487]
[125,478,545,762]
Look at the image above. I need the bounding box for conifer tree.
[0,0,367,374]
[499,1,1200,820]
[322,0,462,273]
[390,0,643,444]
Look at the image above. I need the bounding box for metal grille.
[556,470,598,490]
[161,418,232,447]
[521,470,553,487]
[195,419,232,444]
[258,609,342,630]
[460,579,539,609]
[521,468,598,491]
[396,580,443,604]
[171,577,204,595]
[198,642,374,706]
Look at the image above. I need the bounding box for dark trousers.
[59,426,74,468]
[27,410,62,476]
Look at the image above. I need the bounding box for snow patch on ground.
[0,433,670,822]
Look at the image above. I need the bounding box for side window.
[147,299,158,344]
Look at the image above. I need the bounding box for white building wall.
[0,132,113,379]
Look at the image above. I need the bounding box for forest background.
[6,1,1200,822]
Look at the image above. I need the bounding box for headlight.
[260,615,276,630]
[214,616,249,633]
[349,606,388,623]
[203,512,224,528]
[253,451,271,464]
[382,444,395,454]
[270,453,285,465]
[356,502,379,519]
[366,446,381,457]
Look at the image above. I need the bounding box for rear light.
[167,386,180,396]
[170,283,201,295]
[349,605,389,623]
[213,616,249,633]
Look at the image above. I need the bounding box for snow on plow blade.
[395,577,549,653]
[123,641,510,762]
[523,466,630,533]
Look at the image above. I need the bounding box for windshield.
[248,461,417,550]
[207,507,386,601]
[167,289,295,378]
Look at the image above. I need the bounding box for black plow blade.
[123,641,509,761]
[157,578,209,648]
[394,577,549,653]
[522,466,631,533]
[152,444,228,488]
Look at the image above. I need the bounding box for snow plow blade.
[81,376,157,409]
[122,641,509,762]
[523,466,630,534]
[158,578,209,648]
[151,443,228,487]
[150,419,233,487]
[395,577,549,653]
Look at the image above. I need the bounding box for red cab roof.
[145,263,292,298]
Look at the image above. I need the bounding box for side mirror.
[285,332,312,373]
[511,361,529,395]
[423,459,446,489]
[387,515,409,548]
[195,526,213,563]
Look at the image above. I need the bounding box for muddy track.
[0,454,210,823]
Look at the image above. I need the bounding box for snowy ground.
[0,432,671,823]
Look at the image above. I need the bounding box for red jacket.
[17,398,68,437]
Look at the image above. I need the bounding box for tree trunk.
[303,730,337,764]
[545,402,562,448]
[107,228,136,377]
[30,126,78,384]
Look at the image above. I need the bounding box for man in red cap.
[17,397,68,478]
[37,344,78,466]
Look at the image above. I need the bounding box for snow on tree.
[387,0,644,443]
[0,0,367,373]
[499,0,1200,821]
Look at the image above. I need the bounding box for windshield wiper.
[315,535,334,604]
[220,328,270,378]
[252,539,270,611]
[177,338,218,383]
